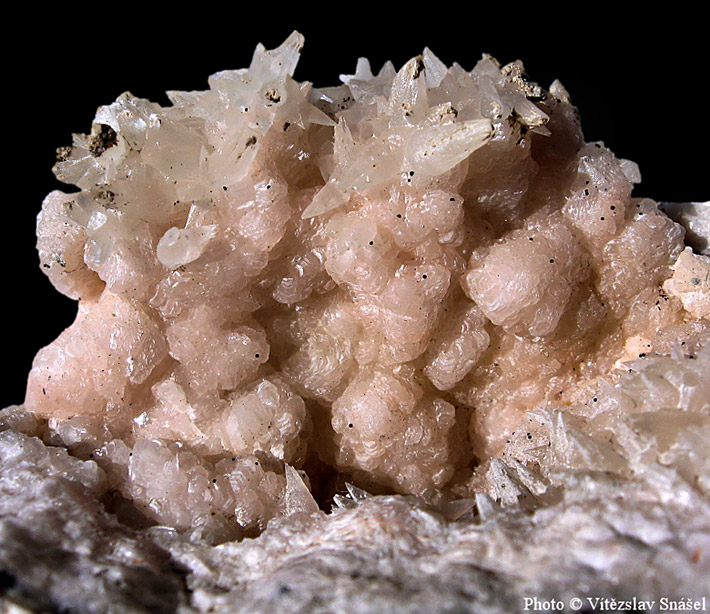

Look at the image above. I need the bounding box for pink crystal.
[21,32,709,541]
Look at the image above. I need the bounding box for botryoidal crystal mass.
[1,32,708,613]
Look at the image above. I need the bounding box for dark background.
[3,10,705,408]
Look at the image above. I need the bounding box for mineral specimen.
[2,31,709,613]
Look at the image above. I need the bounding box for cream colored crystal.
[663,246,710,318]
[22,32,708,539]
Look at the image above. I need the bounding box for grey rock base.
[2,427,708,614]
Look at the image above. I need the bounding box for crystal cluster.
[19,32,709,544]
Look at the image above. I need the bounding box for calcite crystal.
[5,30,709,585]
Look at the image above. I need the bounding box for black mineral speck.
[87,124,118,157]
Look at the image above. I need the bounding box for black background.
[3,9,705,408]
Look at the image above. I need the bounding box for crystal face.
[17,32,709,544]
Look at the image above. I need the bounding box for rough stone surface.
[2,33,709,612]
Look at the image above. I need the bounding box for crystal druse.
[2,32,709,612]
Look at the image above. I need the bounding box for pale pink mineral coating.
[23,33,710,540]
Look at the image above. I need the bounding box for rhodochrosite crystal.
[10,30,709,563]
